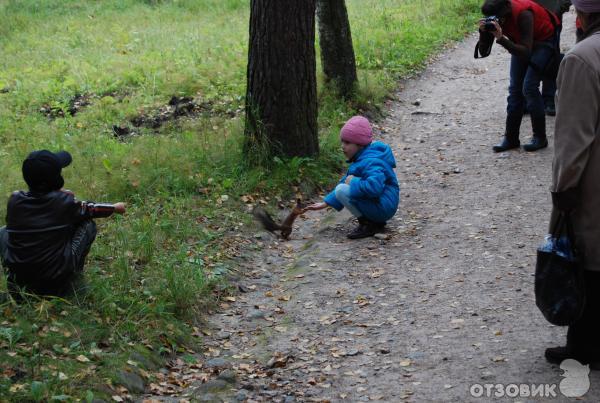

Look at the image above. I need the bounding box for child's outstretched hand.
[305,202,328,211]
[113,202,126,214]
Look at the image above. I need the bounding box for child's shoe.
[347,218,383,239]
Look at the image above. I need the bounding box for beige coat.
[552,31,600,271]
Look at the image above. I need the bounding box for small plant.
[30,381,47,402]
[0,327,23,349]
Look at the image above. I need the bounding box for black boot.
[545,346,600,369]
[493,114,521,152]
[347,218,382,240]
[523,114,548,152]
[493,137,520,153]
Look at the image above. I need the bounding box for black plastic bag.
[535,213,585,326]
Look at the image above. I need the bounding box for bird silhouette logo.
[559,359,590,398]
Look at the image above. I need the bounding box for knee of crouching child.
[335,183,350,199]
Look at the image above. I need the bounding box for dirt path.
[143,10,599,403]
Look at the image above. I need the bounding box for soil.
[129,96,241,131]
[39,93,94,118]
[142,10,599,403]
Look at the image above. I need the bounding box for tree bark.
[316,0,357,98]
[244,0,318,160]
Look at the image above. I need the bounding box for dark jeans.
[507,44,555,133]
[567,270,600,359]
[541,28,562,107]
[0,220,96,298]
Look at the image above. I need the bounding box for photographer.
[478,0,561,152]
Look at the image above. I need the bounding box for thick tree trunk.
[244,0,318,160]
[316,0,357,98]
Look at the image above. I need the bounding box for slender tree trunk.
[316,0,357,98]
[244,0,318,160]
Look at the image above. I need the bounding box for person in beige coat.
[545,0,600,367]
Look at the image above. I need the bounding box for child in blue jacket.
[306,116,400,239]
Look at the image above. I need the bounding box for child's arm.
[78,201,126,218]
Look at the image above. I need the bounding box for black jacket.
[4,190,115,287]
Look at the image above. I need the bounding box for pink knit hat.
[572,0,600,13]
[340,116,373,146]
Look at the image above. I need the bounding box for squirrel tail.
[252,206,281,233]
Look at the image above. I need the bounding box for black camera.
[483,16,500,32]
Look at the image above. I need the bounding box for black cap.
[22,150,72,192]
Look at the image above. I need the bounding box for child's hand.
[113,202,126,214]
[345,175,355,184]
[305,202,328,211]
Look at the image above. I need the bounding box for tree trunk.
[244,0,318,160]
[316,0,357,98]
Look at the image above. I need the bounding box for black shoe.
[545,346,600,369]
[523,137,548,152]
[347,218,378,239]
[545,104,556,116]
[545,346,573,364]
[493,138,520,153]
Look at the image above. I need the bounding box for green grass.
[0,0,480,399]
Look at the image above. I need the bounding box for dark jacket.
[4,190,115,287]
[324,141,400,223]
[534,0,571,15]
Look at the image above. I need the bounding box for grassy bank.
[0,0,480,399]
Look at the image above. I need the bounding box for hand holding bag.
[535,212,586,326]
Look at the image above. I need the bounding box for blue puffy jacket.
[324,141,400,223]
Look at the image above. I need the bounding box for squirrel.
[253,199,305,240]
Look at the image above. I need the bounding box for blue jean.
[507,43,555,123]
[506,38,555,137]
[542,28,562,106]
[335,184,363,218]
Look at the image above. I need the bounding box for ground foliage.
[0,0,480,399]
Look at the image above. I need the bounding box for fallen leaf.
[76,355,90,363]
[267,353,290,369]
[9,383,25,392]
[370,268,385,278]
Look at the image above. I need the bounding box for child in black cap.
[0,150,126,298]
